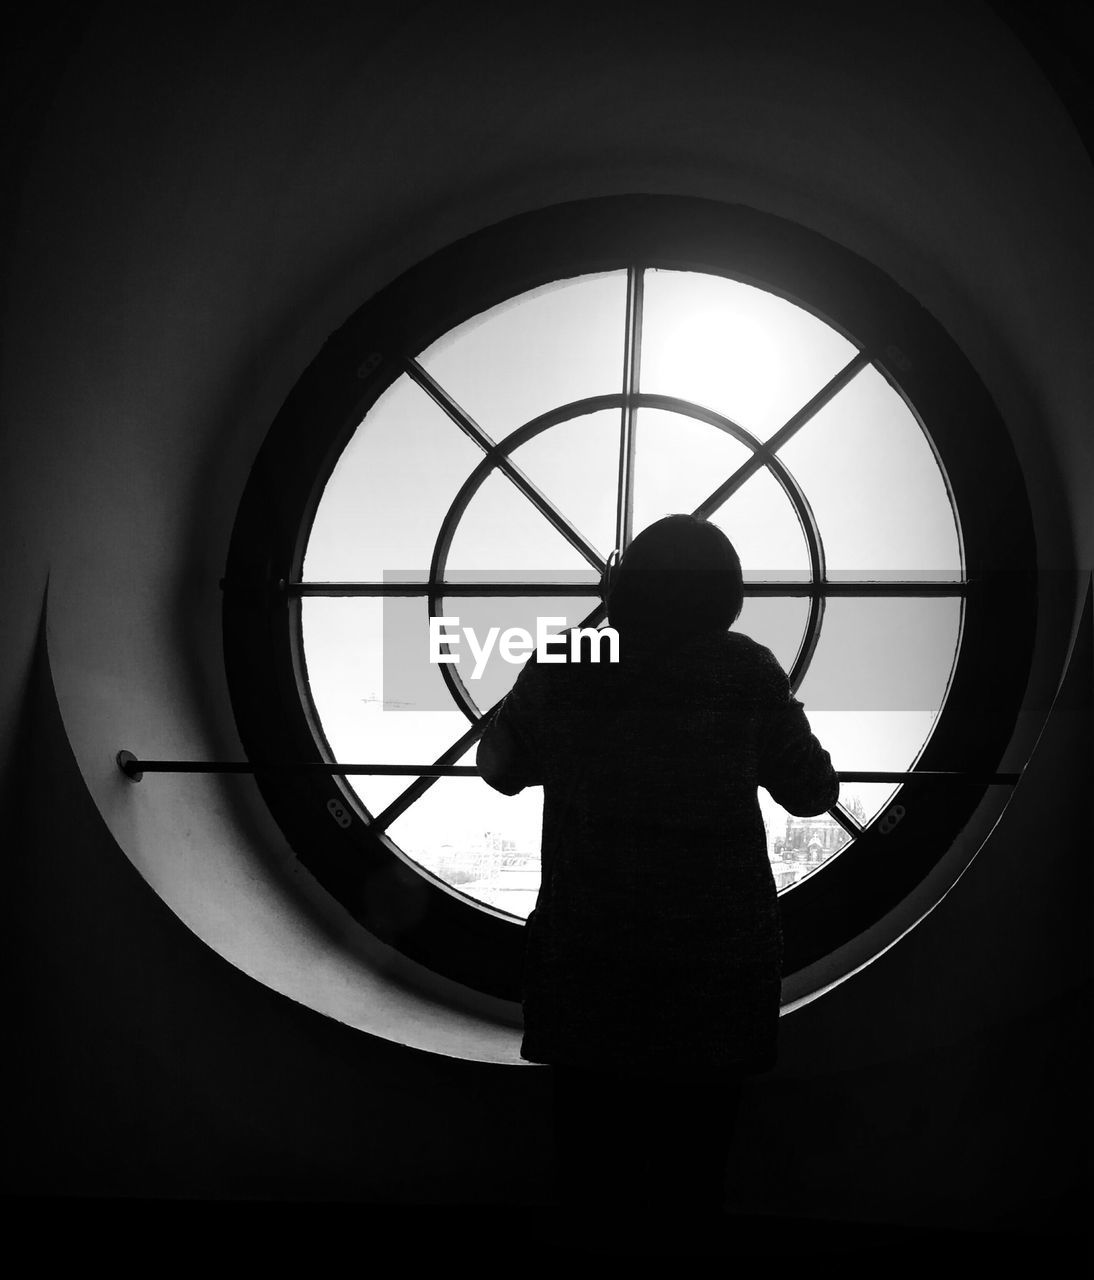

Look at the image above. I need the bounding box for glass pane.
[776,364,962,578]
[445,467,595,572]
[810,712,945,824]
[763,786,855,891]
[301,598,474,816]
[709,466,811,579]
[838,779,902,826]
[631,408,751,536]
[798,595,962,823]
[796,597,961,713]
[387,768,543,920]
[303,375,485,581]
[641,270,858,441]
[417,272,628,435]
[733,596,809,674]
[508,409,619,558]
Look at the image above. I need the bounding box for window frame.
[223,195,1036,999]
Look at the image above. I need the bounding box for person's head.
[603,514,744,636]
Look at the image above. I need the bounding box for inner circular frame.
[426,390,827,726]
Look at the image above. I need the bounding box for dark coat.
[477,626,839,1080]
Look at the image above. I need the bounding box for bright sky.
[301,270,963,915]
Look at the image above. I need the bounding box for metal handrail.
[116,751,1019,786]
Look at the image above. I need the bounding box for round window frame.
[223,195,1036,1001]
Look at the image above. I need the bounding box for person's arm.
[476,658,543,795]
[756,649,840,816]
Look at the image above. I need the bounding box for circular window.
[224,197,1035,1000]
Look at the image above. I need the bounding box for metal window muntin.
[367,384,832,835]
[222,196,1036,997]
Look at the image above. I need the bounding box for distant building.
[769,804,864,890]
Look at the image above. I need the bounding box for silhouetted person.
[477,514,838,1228]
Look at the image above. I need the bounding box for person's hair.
[603,514,744,636]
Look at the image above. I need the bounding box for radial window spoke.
[302,374,486,582]
[506,410,620,561]
[692,351,870,521]
[407,360,605,571]
[374,716,491,831]
[445,468,599,574]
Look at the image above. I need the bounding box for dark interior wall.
[755,594,1091,1228]
[2,0,1091,1227]
[7,624,553,1205]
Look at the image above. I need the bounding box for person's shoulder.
[713,631,790,695]
[713,629,779,663]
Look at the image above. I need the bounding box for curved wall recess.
[47,186,1073,1056]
